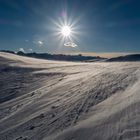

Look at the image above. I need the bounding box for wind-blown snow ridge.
[0,52,140,140]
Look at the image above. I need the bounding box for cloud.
[33,40,44,47]
[29,48,33,52]
[38,41,43,45]
[19,48,25,52]
[64,42,77,48]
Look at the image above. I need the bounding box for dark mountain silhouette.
[0,50,15,54]
[1,50,140,62]
[106,54,140,62]
[16,51,105,62]
[0,50,105,61]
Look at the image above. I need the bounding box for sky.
[0,0,140,54]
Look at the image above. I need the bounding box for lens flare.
[49,14,82,50]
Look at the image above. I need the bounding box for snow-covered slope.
[0,52,140,140]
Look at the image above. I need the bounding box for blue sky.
[0,0,140,53]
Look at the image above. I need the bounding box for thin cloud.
[19,48,25,52]
[38,41,43,45]
[64,42,77,48]
[33,40,44,47]
[29,48,33,52]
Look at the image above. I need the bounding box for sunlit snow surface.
[0,52,140,140]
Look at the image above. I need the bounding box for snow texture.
[0,52,140,140]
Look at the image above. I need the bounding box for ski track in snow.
[0,52,140,140]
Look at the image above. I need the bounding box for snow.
[0,52,140,140]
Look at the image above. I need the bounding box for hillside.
[107,54,140,62]
[0,52,140,140]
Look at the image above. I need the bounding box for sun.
[61,26,71,37]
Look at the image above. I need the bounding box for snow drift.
[0,52,140,140]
